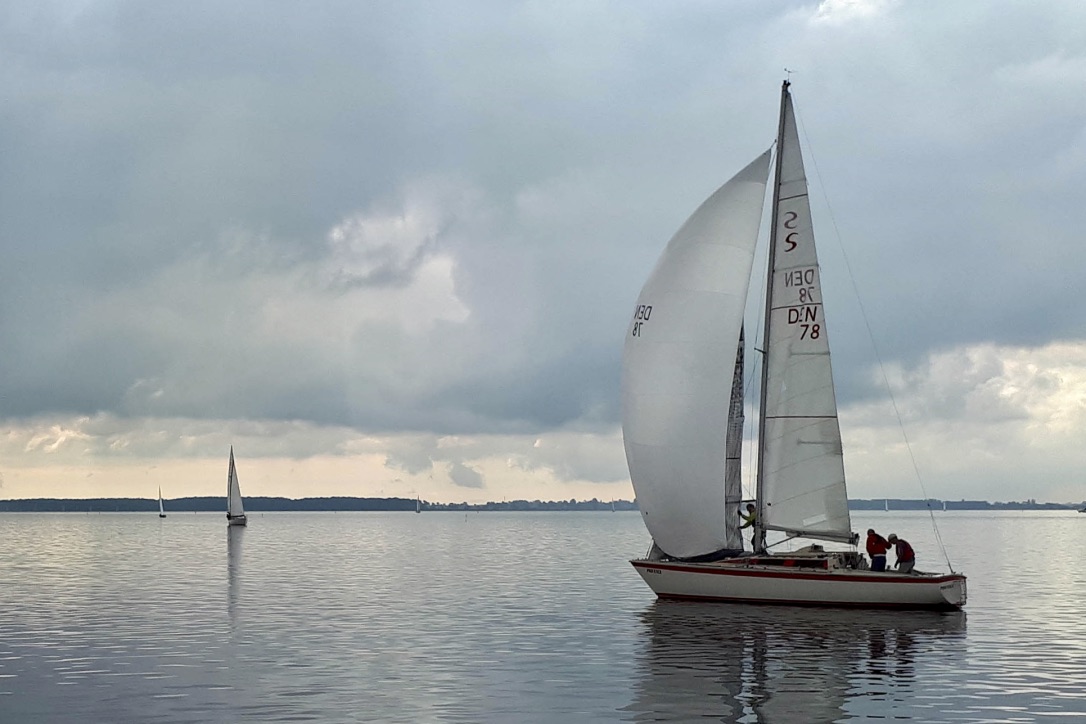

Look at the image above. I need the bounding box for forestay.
[622,151,771,560]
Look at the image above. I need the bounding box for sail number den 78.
[631,304,652,337]
[783,267,821,340]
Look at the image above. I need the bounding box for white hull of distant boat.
[631,557,966,610]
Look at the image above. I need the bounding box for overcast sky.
[2,0,1085,505]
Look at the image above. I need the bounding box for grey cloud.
[448,461,484,489]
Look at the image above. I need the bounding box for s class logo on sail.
[631,303,652,337]
[783,210,800,251]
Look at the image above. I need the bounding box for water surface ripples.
[1,510,1083,722]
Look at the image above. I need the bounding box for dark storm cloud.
[1,0,1085,447]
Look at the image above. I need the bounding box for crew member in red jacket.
[887,534,915,574]
[865,529,891,571]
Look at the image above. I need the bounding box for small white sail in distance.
[227,447,245,520]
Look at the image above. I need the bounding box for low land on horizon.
[1,496,1082,513]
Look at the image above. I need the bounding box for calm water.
[2,510,1084,722]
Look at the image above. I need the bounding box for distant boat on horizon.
[226,447,247,527]
[158,486,166,518]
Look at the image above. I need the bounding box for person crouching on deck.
[865,529,890,571]
[887,534,915,574]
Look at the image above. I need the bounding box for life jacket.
[895,539,915,562]
[866,533,890,556]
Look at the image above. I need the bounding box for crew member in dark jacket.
[887,534,915,574]
[865,529,891,571]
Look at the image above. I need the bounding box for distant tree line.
[849,498,1080,511]
[0,496,418,513]
[1,496,1077,513]
[0,496,638,513]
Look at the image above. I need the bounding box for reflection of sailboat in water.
[625,600,965,722]
[227,526,243,629]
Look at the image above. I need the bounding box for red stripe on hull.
[654,591,961,611]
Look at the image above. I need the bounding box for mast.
[753,79,791,553]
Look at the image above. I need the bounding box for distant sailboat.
[158,486,166,518]
[226,447,247,527]
[416,496,422,514]
[612,499,617,513]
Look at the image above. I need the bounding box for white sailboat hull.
[632,559,966,611]
[227,515,247,527]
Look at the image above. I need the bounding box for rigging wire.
[793,98,955,573]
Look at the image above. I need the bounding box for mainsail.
[622,151,771,559]
[756,85,853,544]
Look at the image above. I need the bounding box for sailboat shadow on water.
[621,80,965,610]
[624,599,966,722]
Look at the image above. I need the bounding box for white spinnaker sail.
[622,151,771,559]
[227,447,245,518]
[759,90,852,542]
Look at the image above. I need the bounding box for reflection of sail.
[627,601,966,722]
[227,526,243,630]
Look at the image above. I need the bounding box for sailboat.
[158,486,166,518]
[226,446,247,527]
[623,81,966,610]
[416,495,422,514]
